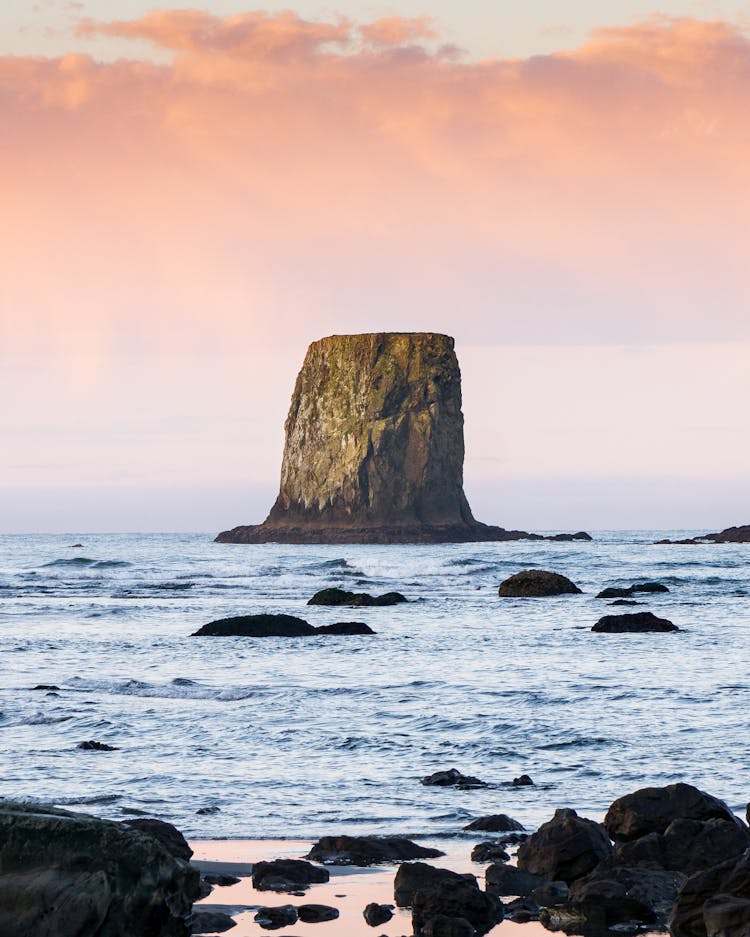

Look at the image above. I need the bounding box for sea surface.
[0,531,748,839]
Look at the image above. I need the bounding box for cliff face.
[216,332,589,543]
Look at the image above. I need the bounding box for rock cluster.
[657,524,750,544]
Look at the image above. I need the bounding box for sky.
[2,2,750,532]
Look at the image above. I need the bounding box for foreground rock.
[192,614,315,637]
[394,863,477,907]
[0,801,199,937]
[517,808,612,883]
[464,814,524,833]
[421,768,487,788]
[498,570,582,597]
[604,783,738,842]
[412,877,504,936]
[191,909,236,933]
[486,863,544,897]
[254,905,298,929]
[597,581,669,598]
[592,611,679,633]
[215,332,590,545]
[121,817,193,861]
[363,902,394,926]
[308,587,406,607]
[657,524,750,545]
[251,858,329,891]
[670,849,750,936]
[307,835,444,866]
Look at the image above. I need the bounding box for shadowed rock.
[670,850,750,937]
[464,814,524,833]
[192,615,316,637]
[597,582,669,598]
[394,863,477,908]
[498,570,581,598]
[215,333,589,544]
[592,611,679,633]
[307,835,444,866]
[412,877,504,936]
[314,622,375,635]
[121,817,193,861]
[363,902,394,926]
[252,859,329,892]
[517,808,612,884]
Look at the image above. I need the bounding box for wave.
[66,676,256,702]
[41,557,95,567]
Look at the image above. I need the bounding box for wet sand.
[191,838,661,937]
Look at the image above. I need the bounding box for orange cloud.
[359,16,437,47]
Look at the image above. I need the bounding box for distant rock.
[314,621,376,634]
[498,570,581,598]
[517,808,613,884]
[608,599,643,606]
[192,614,316,637]
[252,858,329,892]
[597,582,669,599]
[363,902,394,926]
[657,524,750,545]
[512,774,534,786]
[464,814,524,833]
[471,842,510,863]
[547,532,593,542]
[307,835,444,866]
[308,588,406,607]
[122,817,193,861]
[421,768,487,789]
[394,863,476,907]
[77,739,118,751]
[32,684,61,691]
[592,612,679,633]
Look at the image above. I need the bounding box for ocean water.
[0,531,748,840]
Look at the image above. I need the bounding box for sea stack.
[216,333,584,544]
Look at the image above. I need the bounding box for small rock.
[608,599,643,606]
[463,814,524,833]
[297,904,340,922]
[498,570,581,598]
[315,622,376,635]
[485,862,544,897]
[363,902,394,926]
[196,805,221,815]
[192,614,316,637]
[252,858,329,891]
[421,768,487,789]
[32,684,60,691]
[308,835,444,866]
[202,873,240,886]
[471,842,510,863]
[504,896,540,923]
[254,905,299,929]
[77,740,118,751]
[592,612,679,633]
[512,775,534,786]
[531,881,569,907]
[308,588,407,607]
[191,909,237,933]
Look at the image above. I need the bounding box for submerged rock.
[421,768,487,789]
[498,570,581,598]
[463,814,524,833]
[512,775,534,787]
[517,808,612,884]
[307,835,444,866]
[77,739,118,751]
[191,614,316,637]
[592,611,679,633]
[0,801,199,937]
[252,859,329,892]
[308,587,406,607]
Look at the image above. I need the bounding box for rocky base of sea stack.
[215,523,593,545]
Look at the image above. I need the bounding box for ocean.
[0,531,747,840]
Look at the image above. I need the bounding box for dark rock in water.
[308,587,406,607]
[512,774,534,787]
[363,902,394,926]
[394,863,476,907]
[77,739,118,751]
[122,817,193,861]
[0,801,199,937]
[69,543,84,548]
[214,332,589,545]
[592,611,679,633]
[670,850,750,937]
[32,684,61,691]
[498,570,581,598]
[604,783,739,843]
[422,914,476,937]
[611,817,750,875]
[308,835,443,867]
[252,859,329,891]
[196,806,221,815]
[517,808,613,884]
[254,905,299,929]
[412,876,504,936]
[202,873,240,886]
[608,599,643,606]
[421,768,487,789]
[485,862,544,897]
[315,622,376,634]
[191,614,315,637]
[547,532,593,542]
[191,909,237,933]
[471,842,510,863]
[597,581,669,599]
[531,881,570,907]
[658,524,750,545]
[464,814,524,833]
[297,904,340,923]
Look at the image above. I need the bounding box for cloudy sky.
[2,1,749,532]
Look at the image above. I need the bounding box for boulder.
[191,614,315,637]
[412,877,503,936]
[363,902,394,926]
[78,740,118,751]
[0,801,199,937]
[251,858,329,891]
[394,863,476,908]
[564,865,684,928]
[463,814,524,833]
[121,817,193,861]
[597,582,669,599]
[190,909,236,933]
[422,915,476,937]
[485,862,545,897]
[512,775,534,787]
[670,850,750,937]
[308,588,406,607]
[307,835,443,866]
[610,818,750,875]
[471,843,510,863]
[314,622,375,634]
[297,904,339,922]
[498,570,581,598]
[517,808,612,884]
[592,611,679,633]
[421,768,487,789]
[254,905,298,929]
[604,783,739,842]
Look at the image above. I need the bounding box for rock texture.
[215,333,589,544]
[657,524,750,545]
[498,570,582,598]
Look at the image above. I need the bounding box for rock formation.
[657,524,750,545]
[216,333,590,544]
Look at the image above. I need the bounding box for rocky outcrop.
[517,808,613,884]
[592,611,679,633]
[498,570,581,597]
[657,524,750,545]
[0,802,199,937]
[215,333,590,544]
[394,863,475,908]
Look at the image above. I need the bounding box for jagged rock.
[191,909,236,933]
[314,622,376,634]
[565,866,684,928]
[251,859,329,891]
[517,808,613,884]
[421,768,487,789]
[254,905,298,929]
[307,835,444,866]
[215,333,589,545]
[77,740,118,751]
[670,850,750,936]
[412,877,503,936]
[604,783,739,843]
[394,863,476,907]
[297,904,339,922]
[485,862,544,897]
[658,524,750,545]
[191,614,315,637]
[471,843,510,863]
[597,582,669,598]
[121,817,193,861]
[307,587,406,607]
[592,611,679,633]
[463,814,524,833]
[363,902,394,926]
[0,801,199,937]
[609,818,750,875]
[498,570,581,598]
